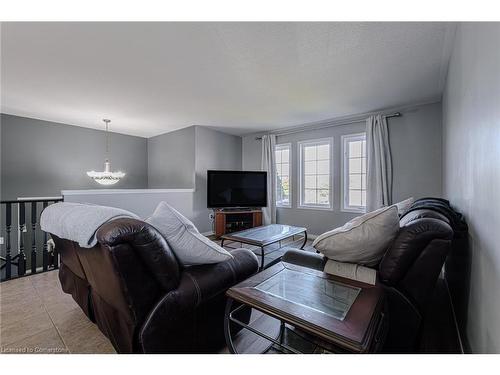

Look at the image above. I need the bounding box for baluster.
[51,201,59,269]
[31,202,37,274]
[18,202,26,276]
[5,203,12,280]
[42,201,49,271]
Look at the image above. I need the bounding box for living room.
[1,1,499,373]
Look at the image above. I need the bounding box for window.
[342,133,367,212]
[298,138,333,209]
[275,143,291,207]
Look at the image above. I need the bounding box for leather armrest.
[96,217,181,292]
[138,249,258,353]
[282,249,327,271]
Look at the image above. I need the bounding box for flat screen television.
[207,170,267,208]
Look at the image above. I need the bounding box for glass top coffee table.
[220,224,307,270]
[224,262,386,354]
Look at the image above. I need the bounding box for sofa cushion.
[146,202,233,266]
[312,205,399,266]
[394,197,414,216]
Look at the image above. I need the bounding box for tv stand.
[214,208,262,238]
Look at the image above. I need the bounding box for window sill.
[341,207,366,214]
[297,205,334,211]
[276,205,292,209]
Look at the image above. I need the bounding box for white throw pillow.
[394,197,414,216]
[312,206,399,266]
[146,202,233,266]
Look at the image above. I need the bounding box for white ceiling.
[1,22,454,137]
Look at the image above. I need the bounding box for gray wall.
[242,102,443,235]
[442,23,500,353]
[194,126,242,233]
[147,126,196,188]
[0,114,148,200]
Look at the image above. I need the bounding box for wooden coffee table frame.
[224,262,387,354]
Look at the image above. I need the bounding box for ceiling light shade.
[87,119,126,185]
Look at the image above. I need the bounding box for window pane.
[275,145,291,207]
[304,146,316,161]
[343,135,367,210]
[349,141,362,157]
[304,189,317,204]
[349,174,362,189]
[305,175,316,189]
[300,140,331,208]
[318,189,330,204]
[282,148,289,162]
[275,150,282,163]
[318,175,329,189]
[276,164,282,177]
[317,144,329,160]
[281,163,289,177]
[304,161,317,175]
[349,158,362,173]
[349,190,362,206]
[317,160,329,174]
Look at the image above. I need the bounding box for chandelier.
[87,119,126,185]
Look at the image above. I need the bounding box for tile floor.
[0,237,313,354]
[0,270,116,354]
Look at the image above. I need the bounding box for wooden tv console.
[214,209,262,238]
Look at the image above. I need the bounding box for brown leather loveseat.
[51,217,259,353]
[283,199,459,352]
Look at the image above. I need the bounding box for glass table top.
[223,224,306,245]
[255,268,361,321]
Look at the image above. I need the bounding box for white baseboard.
[201,231,214,236]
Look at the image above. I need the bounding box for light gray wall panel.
[442,23,500,353]
[147,126,196,188]
[194,126,242,233]
[241,102,443,235]
[0,114,148,200]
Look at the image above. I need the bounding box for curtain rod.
[255,112,401,140]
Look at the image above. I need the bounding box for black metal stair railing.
[0,197,63,282]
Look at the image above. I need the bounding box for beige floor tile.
[0,289,41,310]
[0,298,46,327]
[48,305,88,329]
[0,279,35,298]
[0,327,68,354]
[54,310,115,354]
[0,310,54,346]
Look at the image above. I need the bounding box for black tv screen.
[207,170,267,208]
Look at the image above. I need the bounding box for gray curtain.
[261,134,276,224]
[366,114,393,212]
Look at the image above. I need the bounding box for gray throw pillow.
[312,205,399,266]
[146,202,233,266]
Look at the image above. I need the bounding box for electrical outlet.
[0,237,4,245]
[208,212,215,222]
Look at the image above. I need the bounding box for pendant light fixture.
[86,119,125,185]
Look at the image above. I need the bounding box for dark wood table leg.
[300,231,308,249]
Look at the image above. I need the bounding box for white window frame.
[341,133,367,213]
[298,137,334,210]
[275,143,292,208]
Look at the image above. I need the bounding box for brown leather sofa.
[51,218,259,353]
[283,205,454,352]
